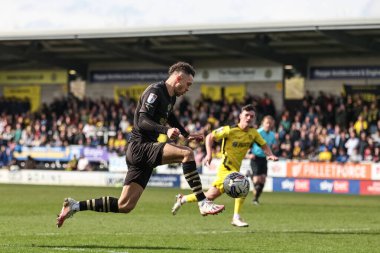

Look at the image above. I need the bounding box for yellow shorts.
[212,164,239,193]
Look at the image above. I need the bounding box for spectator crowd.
[0,90,379,170]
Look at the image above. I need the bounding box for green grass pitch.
[0,183,379,253]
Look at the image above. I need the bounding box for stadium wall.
[2,159,380,195]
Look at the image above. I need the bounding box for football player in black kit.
[57,62,225,228]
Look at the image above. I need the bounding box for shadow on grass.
[33,244,235,251]
[274,230,380,235]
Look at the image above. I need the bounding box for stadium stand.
[0,88,379,171]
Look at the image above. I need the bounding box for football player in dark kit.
[57,62,225,228]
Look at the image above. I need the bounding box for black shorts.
[124,141,166,188]
[250,156,268,176]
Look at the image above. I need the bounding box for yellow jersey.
[212,125,266,171]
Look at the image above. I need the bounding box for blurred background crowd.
[0,90,379,171]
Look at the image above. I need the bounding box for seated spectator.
[292,141,302,160]
[348,148,362,163]
[373,147,380,163]
[345,130,359,157]
[363,147,373,162]
[0,145,10,167]
[336,148,349,163]
[353,114,368,135]
[318,146,332,162]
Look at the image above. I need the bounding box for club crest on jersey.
[147,93,158,104]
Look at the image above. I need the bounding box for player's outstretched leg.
[56,196,120,228]
[56,198,78,228]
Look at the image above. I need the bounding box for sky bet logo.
[320,180,334,192]
[319,180,349,193]
[281,179,295,191]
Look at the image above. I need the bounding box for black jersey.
[130,81,182,142]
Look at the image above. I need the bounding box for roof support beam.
[83,39,176,66]
[320,30,380,52]
[0,43,87,76]
[196,34,307,75]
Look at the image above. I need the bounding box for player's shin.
[182,161,206,201]
[79,196,119,213]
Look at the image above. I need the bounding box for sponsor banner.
[268,161,287,177]
[0,70,67,84]
[108,153,128,173]
[70,79,86,100]
[0,169,180,188]
[82,147,108,162]
[263,177,273,193]
[0,169,125,186]
[310,179,359,194]
[360,181,380,195]
[344,84,380,103]
[195,67,283,82]
[200,84,222,101]
[286,162,372,180]
[371,163,380,180]
[3,85,41,112]
[224,85,246,103]
[273,177,360,194]
[310,66,380,79]
[273,177,296,192]
[90,70,167,82]
[147,174,180,188]
[285,77,304,99]
[114,84,148,102]
[13,146,71,162]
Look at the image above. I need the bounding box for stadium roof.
[0,22,380,77]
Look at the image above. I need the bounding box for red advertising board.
[294,179,310,192]
[333,180,349,193]
[360,181,380,195]
[287,162,372,180]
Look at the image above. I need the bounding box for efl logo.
[295,179,310,192]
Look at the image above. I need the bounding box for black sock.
[254,183,264,200]
[183,161,206,201]
[79,196,119,213]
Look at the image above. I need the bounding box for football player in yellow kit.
[171,104,278,227]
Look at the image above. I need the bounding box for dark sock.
[254,183,264,200]
[79,196,119,213]
[183,161,206,201]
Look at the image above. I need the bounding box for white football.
[223,172,250,198]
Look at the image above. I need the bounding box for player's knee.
[118,202,136,213]
[182,147,194,162]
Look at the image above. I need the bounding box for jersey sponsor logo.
[232,141,251,148]
[147,93,158,104]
